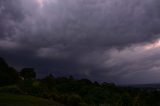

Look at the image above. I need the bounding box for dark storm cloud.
[1,0,160,84]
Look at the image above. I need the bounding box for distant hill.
[121,83,160,89]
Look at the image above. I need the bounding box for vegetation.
[0,57,160,106]
[0,93,64,106]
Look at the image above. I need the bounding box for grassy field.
[0,93,64,106]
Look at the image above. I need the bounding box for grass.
[0,93,64,106]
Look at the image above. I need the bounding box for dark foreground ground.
[0,93,64,106]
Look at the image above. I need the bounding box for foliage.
[1,57,160,106]
[0,93,64,106]
[0,85,23,94]
[0,58,20,86]
[20,68,36,80]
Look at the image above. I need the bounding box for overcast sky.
[1,0,160,84]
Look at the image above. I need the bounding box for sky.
[1,0,160,84]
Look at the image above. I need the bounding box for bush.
[0,85,23,94]
[67,94,82,106]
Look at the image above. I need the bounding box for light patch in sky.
[0,39,19,49]
[36,0,44,8]
[144,39,160,50]
[36,0,58,8]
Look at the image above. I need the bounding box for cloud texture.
[1,0,160,84]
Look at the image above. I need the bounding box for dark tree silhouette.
[20,68,36,80]
[0,57,19,86]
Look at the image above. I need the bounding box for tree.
[0,57,19,86]
[41,74,56,90]
[8,67,20,83]
[20,68,36,80]
[67,94,82,106]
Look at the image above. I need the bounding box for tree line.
[0,57,160,106]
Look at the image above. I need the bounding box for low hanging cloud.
[1,0,160,84]
[104,41,160,84]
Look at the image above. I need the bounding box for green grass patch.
[0,93,64,106]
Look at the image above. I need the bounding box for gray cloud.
[1,0,160,84]
[105,44,160,84]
